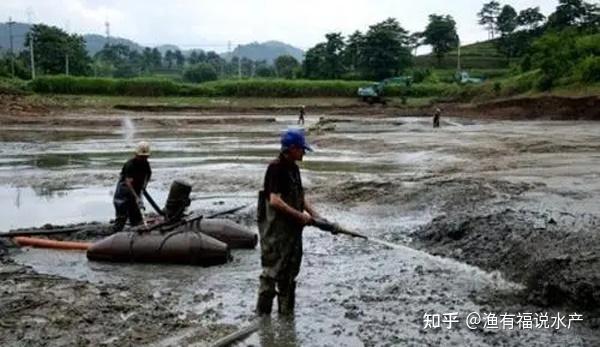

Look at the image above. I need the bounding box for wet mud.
[414,209,600,315]
[0,257,234,347]
[2,105,600,346]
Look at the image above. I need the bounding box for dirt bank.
[442,95,600,120]
[3,93,599,122]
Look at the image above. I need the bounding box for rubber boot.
[277,280,296,315]
[256,276,276,315]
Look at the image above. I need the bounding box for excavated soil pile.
[453,95,600,120]
[414,208,600,313]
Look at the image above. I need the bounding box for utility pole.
[105,20,110,45]
[457,38,461,72]
[27,8,36,79]
[237,45,241,79]
[65,52,69,75]
[8,17,15,77]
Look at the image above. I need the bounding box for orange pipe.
[13,237,91,251]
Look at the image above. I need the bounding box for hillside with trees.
[0,0,598,99]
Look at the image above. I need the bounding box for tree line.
[477,0,599,63]
[1,0,598,84]
[301,0,598,80]
[0,24,303,82]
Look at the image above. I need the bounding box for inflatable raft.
[87,217,257,266]
[186,218,257,249]
[87,230,230,266]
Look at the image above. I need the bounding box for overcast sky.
[2,0,559,52]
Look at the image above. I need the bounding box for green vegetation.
[422,15,459,66]
[274,55,300,79]
[525,30,600,90]
[304,19,412,80]
[183,63,218,83]
[0,0,597,104]
[25,76,465,99]
[27,76,363,97]
[0,77,29,94]
[414,42,509,69]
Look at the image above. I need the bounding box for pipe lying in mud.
[13,236,92,250]
[205,318,262,347]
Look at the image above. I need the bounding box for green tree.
[0,53,29,79]
[183,62,218,83]
[478,1,501,39]
[497,30,532,63]
[94,44,140,77]
[344,31,364,72]
[422,14,459,67]
[141,47,153,73]
[25,24,91,76]
[497,5,518,35]
[359,18,412,80]
[151,48,162,68]
[255,60,275,77]
[547,0,588,29]
[174,50,185,67]
[582,2,600,30]
[274,55,300,78]
[205,51,225,75]
[302,43,326,79]
[517,7,546,30]
[323,32,346,79]
[189,51,199,65]
[164,50,174,68]
[241,57,254,77]
[530,30,578,89]
[407,32,423,56]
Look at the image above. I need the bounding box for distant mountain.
[83,34,144,56]
[221,41,304,63]
[0,22,304,64]
[0,22,30,53]
[1,22,150,56]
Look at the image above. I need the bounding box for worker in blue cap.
[256,128,321,315]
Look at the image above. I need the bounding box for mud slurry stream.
[3,112,600,346]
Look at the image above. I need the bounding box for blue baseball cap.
[281,128,313,152]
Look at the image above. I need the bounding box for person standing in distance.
[433,107,441,128]
[298,105,305,125]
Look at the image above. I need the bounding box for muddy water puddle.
[4,114,600,345]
